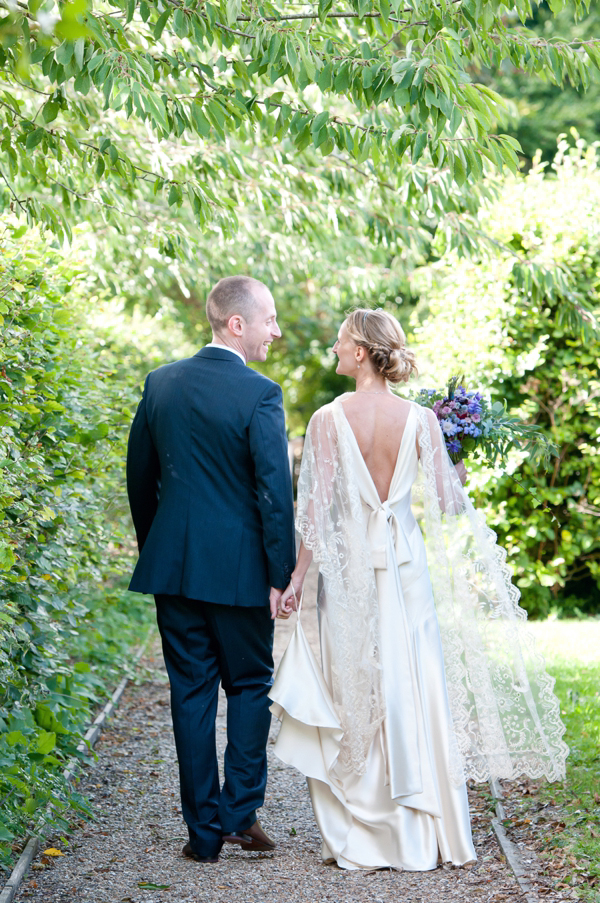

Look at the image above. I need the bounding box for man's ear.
[227,314,244,336]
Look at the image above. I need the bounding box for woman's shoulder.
[308,399,337,426]
[310,393,352,418]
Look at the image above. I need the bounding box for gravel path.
[13,566,557,903]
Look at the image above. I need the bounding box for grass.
[525,618,600,901]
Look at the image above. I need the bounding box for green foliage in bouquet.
[412,137,600,619]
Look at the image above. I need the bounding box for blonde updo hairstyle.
[344,308,418,384]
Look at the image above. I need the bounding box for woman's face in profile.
[332,323,360,377]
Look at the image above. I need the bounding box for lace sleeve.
[417,407,465,515]
[295,407,337,574]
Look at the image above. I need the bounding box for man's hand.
[276,578,302,620]
[269,587,283,620]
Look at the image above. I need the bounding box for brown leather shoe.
[182,842,220,863]
[222,820,276,852]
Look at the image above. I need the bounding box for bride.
[269,308,568,871]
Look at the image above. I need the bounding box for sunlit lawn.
[526,618,600,901]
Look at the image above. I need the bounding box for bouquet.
[411,376,555,468]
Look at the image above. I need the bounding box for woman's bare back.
[340,394,413,502]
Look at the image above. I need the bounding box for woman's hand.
[455,460,468,486]
[277,577,303,619]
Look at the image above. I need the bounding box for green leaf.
[411,130,427,164]
[299,43,316,81]
[87,422,109,441]
[42,101,60,124]
[25,128,45,149]
[449,105,462,136]
[191,103,211,137]
[55,42,74,66]
[173,8,187,37]
[153,9,170,40]
[334,64,350,93]
[86,53,104,73]
[73,37,85,70]
[451,149,466,185]
[168,183,181,206]
[0,544,16,571]
[73,662,91,673]
[74,70,91,94]
[317,0,334,21]
[311,111,329,134]
[36,730,57,754]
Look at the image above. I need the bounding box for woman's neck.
[354,372,390,394]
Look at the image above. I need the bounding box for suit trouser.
[154,594,274,858]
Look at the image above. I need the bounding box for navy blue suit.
[126,346,295,857]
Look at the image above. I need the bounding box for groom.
[126,275,296,862]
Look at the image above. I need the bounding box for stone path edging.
[489,777,539,902]
[0,631,152,903]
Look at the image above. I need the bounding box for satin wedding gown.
[270,402,477,870]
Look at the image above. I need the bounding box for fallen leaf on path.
[43,848,65,856]
[138,882,171,890]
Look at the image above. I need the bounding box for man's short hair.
[206,275,266,333]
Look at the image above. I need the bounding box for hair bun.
[344,310,418,384]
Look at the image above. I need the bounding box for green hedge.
[0,225,171,868]
[413,137,600,618]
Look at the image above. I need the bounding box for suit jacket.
[126,346,296,606]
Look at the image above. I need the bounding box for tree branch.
[0,166,26,212]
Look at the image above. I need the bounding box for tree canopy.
[486,1,600,164]
[1,0,599,307]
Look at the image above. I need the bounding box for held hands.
[276,577,303,620]
[269,587,283,620]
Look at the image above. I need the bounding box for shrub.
[0,223,185,866]
[412,138,600,618]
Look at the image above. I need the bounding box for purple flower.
[447,439,462,454]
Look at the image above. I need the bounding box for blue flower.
[447,439,462,454]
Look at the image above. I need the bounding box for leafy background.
[1,0,599,878]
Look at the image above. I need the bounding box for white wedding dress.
[271,395,567,871]
[270,401,476,870]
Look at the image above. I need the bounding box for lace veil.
[296,396,568,784]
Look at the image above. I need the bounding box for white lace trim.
[415,404,568,783]
[296,399,385,775]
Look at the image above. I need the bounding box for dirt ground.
[13,563,569,903]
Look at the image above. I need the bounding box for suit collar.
[195,346,246,366]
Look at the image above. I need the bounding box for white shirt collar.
[204,342,246,365]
